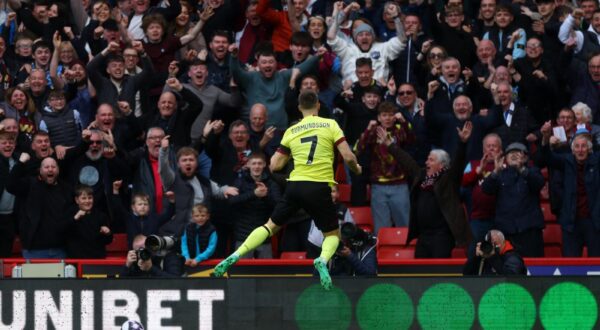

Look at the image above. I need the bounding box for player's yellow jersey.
[278,115,346,184]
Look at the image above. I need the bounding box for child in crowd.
[111,180,175,249]
[181,204,217,267]
[306,184,355,258]
[38,89,83,147]
[66,185,113,258]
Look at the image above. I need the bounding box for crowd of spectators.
[0,0,598,266]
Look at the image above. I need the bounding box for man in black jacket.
[7,154,73,258]
[86,41,153,114]
[228,152,281,259]
[387,120,473,258]
[463,229,527,275]
[0,129,18,257]
[492,82,539,146]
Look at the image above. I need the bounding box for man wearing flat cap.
[481,142,545,257]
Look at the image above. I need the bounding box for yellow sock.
[235,226,272,257]
[319,235,340,262]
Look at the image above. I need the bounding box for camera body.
[479,231,499,257]
[136,247,152,261]
[340,222,376,251]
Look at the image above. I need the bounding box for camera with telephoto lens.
[340,223,376,250]
[479,240,494,255]
[479,232,498,257]
[136,248,152,261]
[145,235,177,256]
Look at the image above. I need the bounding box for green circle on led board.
[417,283,475,330]
[539,282,598,330]
[295,284,352,330]
[356,284,414,330]
[478,283,536,330]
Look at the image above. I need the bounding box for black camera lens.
[480,241,494,255]
[137,248,152,261]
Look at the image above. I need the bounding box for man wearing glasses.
[387,82,429,165]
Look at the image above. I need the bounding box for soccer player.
[213,90,362,289]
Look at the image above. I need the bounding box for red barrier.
[4,257,600,278]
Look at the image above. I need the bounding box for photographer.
[120,235,183,278]
[463,230,526,275]
[328,223,377,276]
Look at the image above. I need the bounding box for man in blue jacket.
[482,142,545,257]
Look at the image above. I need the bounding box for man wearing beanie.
[327,1,406,83]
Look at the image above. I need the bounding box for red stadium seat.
[541,202,556,222]
[337,184,351,203]
[377,247,415,260]
[543,224,562,244]
[11,236,21,257]
[349,207,373,232]
[3,263,17,278]
[543,223,562,257]
[541,167,548,180]
[280,252,306,259]
[106,234,127,258]
[377,227,410,247]
[451,247,466,258]
[544,246,562,258]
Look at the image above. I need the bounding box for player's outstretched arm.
[269,151,290,173]
[337,141,362,175]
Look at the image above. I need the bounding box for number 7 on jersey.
[300,135,318,165]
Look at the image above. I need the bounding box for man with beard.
[158,137,238,236]
[62,129,130,230]
[127,127,174,215]
[230,44,319,129]
[205,31,233,92]
[327,1,405,83]
[7,155,73,259]
[473,0,496,39]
